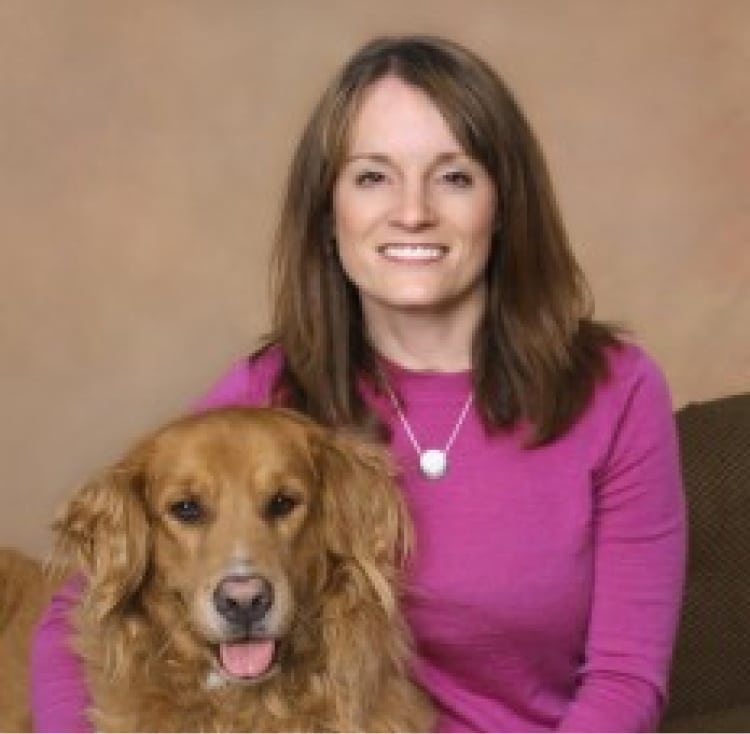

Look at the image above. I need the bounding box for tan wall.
[1,0,748,555]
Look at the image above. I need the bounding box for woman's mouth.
[377,243,448,262]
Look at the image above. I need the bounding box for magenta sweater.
[32,342,685,732]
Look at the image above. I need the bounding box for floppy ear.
[312,430,416,726]
[316,429,413,616]
[51,450,151,622]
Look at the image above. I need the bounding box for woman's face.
[332,75,497,328]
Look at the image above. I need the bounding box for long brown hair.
[266,34,620,445]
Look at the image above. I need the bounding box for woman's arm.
[558,355,687,731]
[31,576,91,733]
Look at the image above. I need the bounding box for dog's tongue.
[219,640,275,679]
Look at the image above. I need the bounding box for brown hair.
[266,34,620,444]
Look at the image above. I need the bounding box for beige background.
[1,0,748,556]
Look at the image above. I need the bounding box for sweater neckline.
[375,353,473,400]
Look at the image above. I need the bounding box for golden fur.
[50,406,434,732]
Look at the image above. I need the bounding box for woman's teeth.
[379,244,446,260]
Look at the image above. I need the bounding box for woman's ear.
[51,451,151,621]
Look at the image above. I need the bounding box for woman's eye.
[168,498,205,524]
[442,170,474,187]
[354,170,387,186]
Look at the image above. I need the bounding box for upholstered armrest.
[661,393,750,731]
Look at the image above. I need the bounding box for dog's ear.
[315,430,412,616]
[51,448,151,621]
[312,430,417,727]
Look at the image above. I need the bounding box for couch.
[1,393,748,731]
[660,391,750,731]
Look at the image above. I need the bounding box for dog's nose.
[213,574,274,627]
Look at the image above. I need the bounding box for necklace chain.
[378,367,474,480]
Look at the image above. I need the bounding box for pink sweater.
[32,342,685,731]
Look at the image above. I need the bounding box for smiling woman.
[268,36,624,444]
[333,76,496,370]
[31,35,685,733]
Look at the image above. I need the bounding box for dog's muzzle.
[212,574,278,680]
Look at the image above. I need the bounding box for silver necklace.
[379,370,474,480]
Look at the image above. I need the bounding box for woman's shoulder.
[192,343,285,411]
[590,338,674,427]
[603,339,669,396]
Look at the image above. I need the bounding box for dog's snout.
[214,574,274,627]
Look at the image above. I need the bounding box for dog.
[50,406,434,732]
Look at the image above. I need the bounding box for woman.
[33,35,685,731]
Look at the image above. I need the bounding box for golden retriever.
[51,406,434,732]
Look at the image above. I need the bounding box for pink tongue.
[219,639,275,678]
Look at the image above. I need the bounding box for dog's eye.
[264,492,298,520]
[168,498,205,524]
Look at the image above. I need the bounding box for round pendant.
[419,449,448,479]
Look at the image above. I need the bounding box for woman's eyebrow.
[432,151,470,165]
[343,151,468,165]
[344,152,393,165]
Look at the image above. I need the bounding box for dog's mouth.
[215,638,278,681]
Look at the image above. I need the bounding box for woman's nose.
[389,180,436,230]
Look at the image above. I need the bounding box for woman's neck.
[364,305,481,373]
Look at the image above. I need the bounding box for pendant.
[420,449,448,479]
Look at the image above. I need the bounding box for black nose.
[213,575,274,627]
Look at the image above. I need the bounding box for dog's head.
[52,407,411,685]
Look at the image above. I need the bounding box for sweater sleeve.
[31,576,91,733]
[557,355,686,732]
[30,355,271,731]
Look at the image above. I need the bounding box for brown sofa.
[661,391,750,731]
[0,393,748,731]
